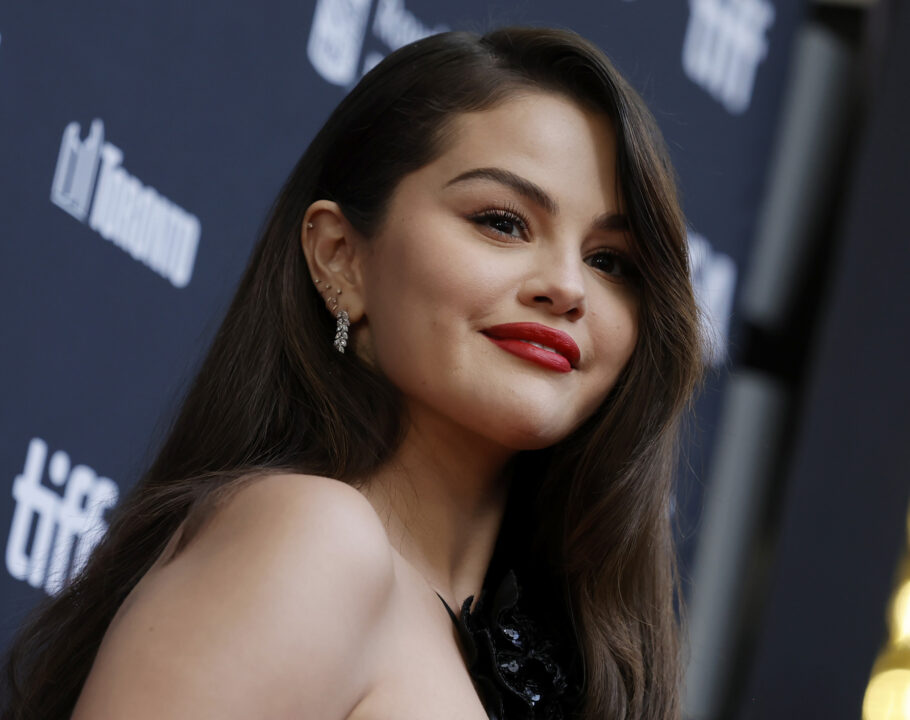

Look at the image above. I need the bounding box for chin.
[477,409,580,452]
[504,434,567,452]
[495,395,609,451]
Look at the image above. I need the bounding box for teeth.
[521,340,558,353]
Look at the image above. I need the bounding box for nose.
[518,246,586,319]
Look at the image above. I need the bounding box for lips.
[482,322,581,372]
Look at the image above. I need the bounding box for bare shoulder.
[73,473,395,720]
[180,472,396,599]
[204,472,395,576]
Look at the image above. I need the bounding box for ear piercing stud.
[306,222,314,228]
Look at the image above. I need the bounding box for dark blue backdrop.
[0,0,803,662]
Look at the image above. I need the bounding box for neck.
[357,401,514,611]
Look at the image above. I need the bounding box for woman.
[2,26,702,720]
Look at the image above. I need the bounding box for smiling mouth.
[481,323,580,373]
[521,340,559,353]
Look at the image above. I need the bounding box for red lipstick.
[483,323,580,373]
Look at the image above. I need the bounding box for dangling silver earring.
[314,277,349,353]
[334,310,350,353]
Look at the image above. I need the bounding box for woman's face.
[355,90,638,451]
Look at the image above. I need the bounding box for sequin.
[502,627,522,645]
[436,569,580,720]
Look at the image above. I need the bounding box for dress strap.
[435,591,460,625]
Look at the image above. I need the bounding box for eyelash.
[467,205,638,282]
[469,204,530,239]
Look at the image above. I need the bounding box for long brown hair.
[2,27,702,720]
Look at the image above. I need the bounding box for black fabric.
[436,568,583,720]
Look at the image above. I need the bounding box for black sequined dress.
[435,568,583,720]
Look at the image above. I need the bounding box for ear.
[300,200,367,323]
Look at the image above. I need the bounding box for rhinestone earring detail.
[313,276,349,353]
[334,310,350,353]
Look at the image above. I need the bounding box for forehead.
[412,91,620,211]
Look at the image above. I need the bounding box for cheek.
[364,215,511,328]
[619,301,640,362]
[359,233,492,377]
[592,292,639,382]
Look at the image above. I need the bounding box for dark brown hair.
[2,27,702,720]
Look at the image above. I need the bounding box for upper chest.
[345,558,490,720]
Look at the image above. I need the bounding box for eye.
[586,249,638,282]
[468,205,529,240]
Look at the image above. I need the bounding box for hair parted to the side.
[2,27,702,720]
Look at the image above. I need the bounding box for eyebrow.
[443,166,630,232]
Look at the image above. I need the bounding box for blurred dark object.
[684,0,910,717]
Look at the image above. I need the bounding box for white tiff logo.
[688,231,737,366]
[5,438,119,595]
[307,0,445,87]
[51,119,201,288]
[682,0,776,114]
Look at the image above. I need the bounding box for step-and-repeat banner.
[0,0,803,652]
